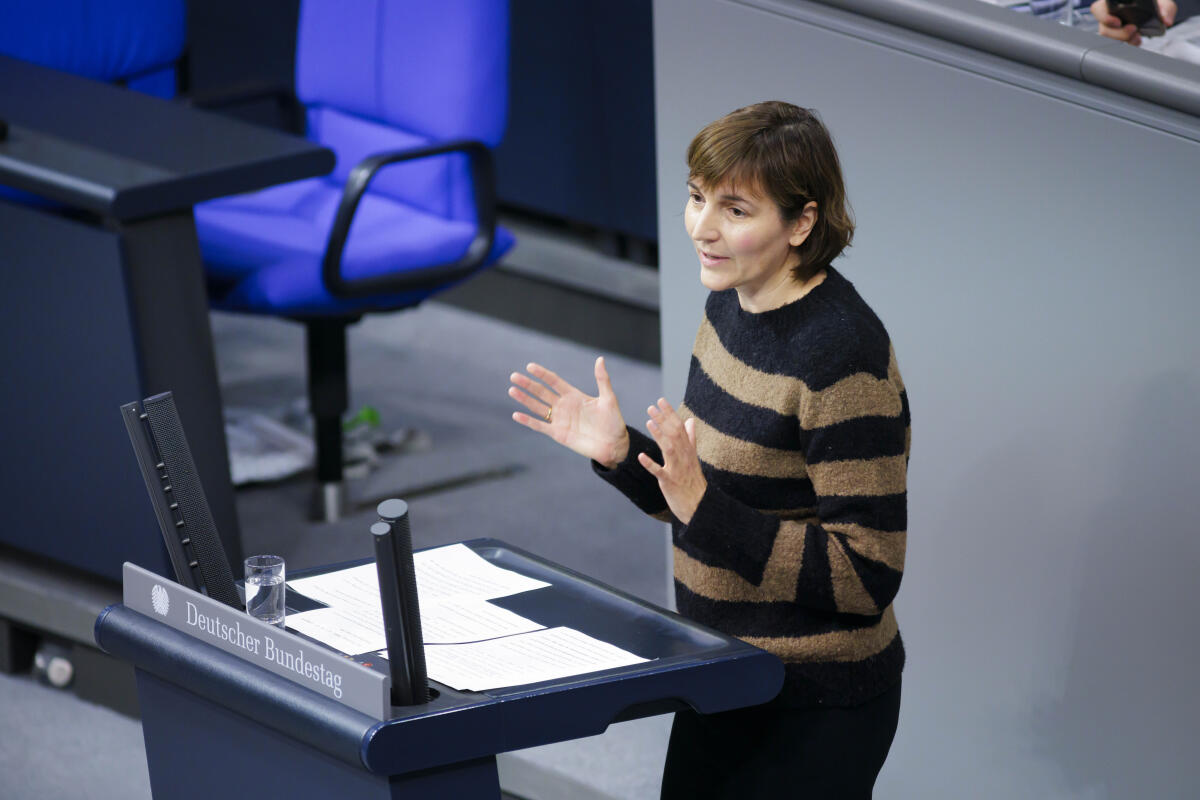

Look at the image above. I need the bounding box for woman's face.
[684,176,814,311]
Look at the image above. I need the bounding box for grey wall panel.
[655,0,1199,795]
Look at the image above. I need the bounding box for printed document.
[286,607,388,655]
[288,595,546,652]
[286,544,647,690]
[287,543,550,609]
[412,543,551,602]
[408,626,648,692]
[285,544,550,650]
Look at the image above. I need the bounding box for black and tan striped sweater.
[596,267,909,708]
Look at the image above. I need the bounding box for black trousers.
[660,680,901,799]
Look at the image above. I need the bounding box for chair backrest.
[295,0,509,221]
[0,0,185,97]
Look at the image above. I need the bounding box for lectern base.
[137,672,501,799]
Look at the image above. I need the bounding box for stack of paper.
[285,544,647,692]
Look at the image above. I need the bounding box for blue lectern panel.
[0,200,170,579]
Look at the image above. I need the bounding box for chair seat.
[195,177,514,316]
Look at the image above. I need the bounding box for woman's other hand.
[639,399,707,525]
[510,357,630,469]
[1091,0,1176,46]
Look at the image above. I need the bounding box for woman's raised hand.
[510,357,630,469]
[639,398,707,525]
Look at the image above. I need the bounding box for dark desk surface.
[0,54,334,220]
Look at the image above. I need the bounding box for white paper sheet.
[412,543,551,602]
[285,607,388,655]
[420,597,546,644]
[287,543,550,611]
[288,562,380,616]
[284,544,647,690]
[287,596,546,654]
[416,626,648,692]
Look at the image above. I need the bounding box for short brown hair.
[686,101,854,280]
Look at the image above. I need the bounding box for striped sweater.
[596,267,909,708]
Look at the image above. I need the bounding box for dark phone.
[1106,0,1167,36]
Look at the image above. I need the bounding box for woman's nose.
[690,206,718,242]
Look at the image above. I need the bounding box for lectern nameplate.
[122,562,389,719]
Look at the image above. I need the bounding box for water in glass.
[246,573,286,627]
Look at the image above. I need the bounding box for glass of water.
[244,555,286,627]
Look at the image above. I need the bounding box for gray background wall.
[654,0,1200,795]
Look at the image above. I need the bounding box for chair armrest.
[321,139,497,299]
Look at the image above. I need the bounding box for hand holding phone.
[1105,0,1168,38]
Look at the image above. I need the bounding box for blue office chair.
[194,0,515,521]
[0,0,184,97]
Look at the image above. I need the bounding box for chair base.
[311,481,348,523]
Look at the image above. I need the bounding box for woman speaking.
[509,101,910,798]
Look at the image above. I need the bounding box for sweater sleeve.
[679,371,909,617]
[592,425,674,521]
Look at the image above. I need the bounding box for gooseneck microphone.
[371,499,429,705]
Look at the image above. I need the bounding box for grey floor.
[1,300,673,799]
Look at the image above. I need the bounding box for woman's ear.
[789,201,819,248]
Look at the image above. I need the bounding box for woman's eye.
[729,207,745,217]
[689,193,703,205]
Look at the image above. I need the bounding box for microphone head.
[376,498,408,523]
